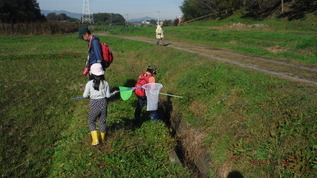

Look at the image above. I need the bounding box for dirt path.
[99,33,317,86]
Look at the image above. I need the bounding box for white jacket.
[156,25,164,39]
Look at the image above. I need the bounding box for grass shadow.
[227,170,244,178]
[123,79,137,87]
[108,79,137,102]
[158,95,173,129]
[108,117,136,132]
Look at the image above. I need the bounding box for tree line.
[46,13,79,23]
[93,13,125,25]
[0,0,80,35]
[2,0,315,26]
[180,0,317,21]
[0,0,127,34]
[46,13,126,25]
[0,0,45,23]
[0,0,125,25]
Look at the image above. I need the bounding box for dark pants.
[134,96,159,122]
[156,38,165,46]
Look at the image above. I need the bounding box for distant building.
[141,21,152,27]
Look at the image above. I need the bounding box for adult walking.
[78,26,104,79]
[155,22,165,46]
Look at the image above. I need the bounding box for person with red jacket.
[134,65,159,124]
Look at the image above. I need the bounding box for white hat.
[90,63,104,76]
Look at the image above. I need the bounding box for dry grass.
[188,100,210,118]
[203,23,270,32]
[266,45,289,53]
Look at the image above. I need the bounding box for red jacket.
[134,72,155,97]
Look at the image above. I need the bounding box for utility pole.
[125,14,129,27]
[157,11,160,24]
[82,0,93,24]
[281,0,284,13]
[110,13,112,25]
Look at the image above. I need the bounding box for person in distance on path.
[156,21,165,46]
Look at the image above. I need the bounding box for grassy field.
[1,15,316,177]
[0,36,189,177]
[102,14,317,65]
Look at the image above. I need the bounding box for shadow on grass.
[158,96,173,129]
[108,78,152,130]
[123,79,137,87]
[108,79,180,132]
[227,170,244,178]
[107,117,136,132]
[109,79,137,102]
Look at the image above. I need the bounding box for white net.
[142,83,163,111]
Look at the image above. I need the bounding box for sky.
[37,0,184,20]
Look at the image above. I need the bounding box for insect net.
[142,83,163,111]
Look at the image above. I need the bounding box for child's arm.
[83,81,91,98]
[103,81,117,98]
[149,76,155,83]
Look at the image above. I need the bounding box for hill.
[128,16,156,22]
[41,10,81,19]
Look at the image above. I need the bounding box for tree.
[180,0,201,20]
[0,0,45,23]
[180,0,316,21]
[57,13,67,21]
[181,0,243,21]
[196,0,222,15]
[93,13,125,25]
[46,13,57,21]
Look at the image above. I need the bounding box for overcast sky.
[37,0,184,20]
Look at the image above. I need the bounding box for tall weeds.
[0,22,80,35]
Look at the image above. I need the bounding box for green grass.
[107,34,317,176]
[104,14,317,64]
[175,62,317,176]
[0,35,189,177]
[0,36,84,177]
[1,33,316,177]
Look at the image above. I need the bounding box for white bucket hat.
[90,63,104,76]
